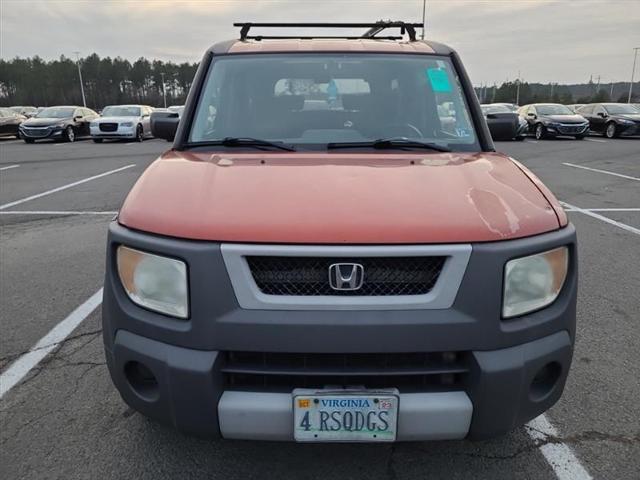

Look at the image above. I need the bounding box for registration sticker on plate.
[293,389,399,442]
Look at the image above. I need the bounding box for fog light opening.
[124,361,159,401]
[530,361,562,401]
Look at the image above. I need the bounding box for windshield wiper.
[187,137,296,151]
[327,138,451,152]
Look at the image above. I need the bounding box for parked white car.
[90,105,154,142]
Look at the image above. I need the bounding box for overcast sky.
[1,0,639,85]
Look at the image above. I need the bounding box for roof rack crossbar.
[233,22,423,42]
[245,35,403,41]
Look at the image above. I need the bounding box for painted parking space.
[0,138,639,479]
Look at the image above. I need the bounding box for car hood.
[97,116,140,123]
[118,151,564,244]
[543,114,586,124]
[22,117,70,127]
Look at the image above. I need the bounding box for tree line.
[0,54,199,109]
[1,54,637,109]
[475,80,637,106]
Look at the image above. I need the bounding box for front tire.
[135,125,144,142]
[92,138,103,143]
[605,122,618,139]
[535,124,546,140]
[575,135,586,140]
[64,126,75,142]
[23,138,35,144]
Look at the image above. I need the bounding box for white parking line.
[525,139,539,144]
[584,138,607,143]
[0,164,135,210]
[0,164,20,171]
[0,210,118,215]
[0,289,103,399]
[562,163,640,182]
[527,415,593,480]
[562,202,640,235]
[581,208,640,212]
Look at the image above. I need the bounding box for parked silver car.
[90,105,154,142]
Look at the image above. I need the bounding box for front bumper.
[102,222,578,441]
[617,122,640,136]
[545,124,589,136]
[19,126,64,139]
[105,329,572,440]
[90,125,136,139]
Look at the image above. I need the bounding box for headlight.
[503,247,568,318]
[121,121,134,127]
[117,246,188,318]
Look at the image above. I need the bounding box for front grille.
[246,256,446,296]
[558,124,586,134]
[99,123,118,132]
[222,351,469,392]
[22,127,49,137]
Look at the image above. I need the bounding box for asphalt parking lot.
[1,135,638,479]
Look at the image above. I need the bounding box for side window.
[83,108,93,117]
[74,109,83,118]
[593,105,605,116]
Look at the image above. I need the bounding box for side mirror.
[151,111,180,141]
[597,112,607,118]
[486,113,498,119]
[527,112,536,118]
[74,116,82,122]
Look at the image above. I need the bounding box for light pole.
[628,47,639,103]
[421,0,426,40]
[73,51,87,107]
[515,70,521,105]
[160,72,167,108]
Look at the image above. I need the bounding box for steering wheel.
[382,123,424,138]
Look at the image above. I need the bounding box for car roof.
[208,38,448,56]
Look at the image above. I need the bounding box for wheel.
[64,126,75,142]
[535,124,546,140]
[515,135,526,141]
[23,138,35,144]
[135,124,144,142]
[575,135,585,140]
[605,122,617,139]
[92,138,103,143]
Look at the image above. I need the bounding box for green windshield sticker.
[427,68,452,93]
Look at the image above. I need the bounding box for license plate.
[293,389,399,442]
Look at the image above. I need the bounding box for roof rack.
[233,22,423,42]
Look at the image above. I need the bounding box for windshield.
[102,106,141,117]
[482,105,511,114]
[189,53,479,151]
[36,107,75,118]
[536,104,574,115]
[605,104,638,114]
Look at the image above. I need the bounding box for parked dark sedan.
[0,107,26,138]
[518,103,589,140]
[481,104,527,141]
[19,106,99,143]
[576,103,640,138]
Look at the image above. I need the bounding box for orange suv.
[103,22,577,442]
